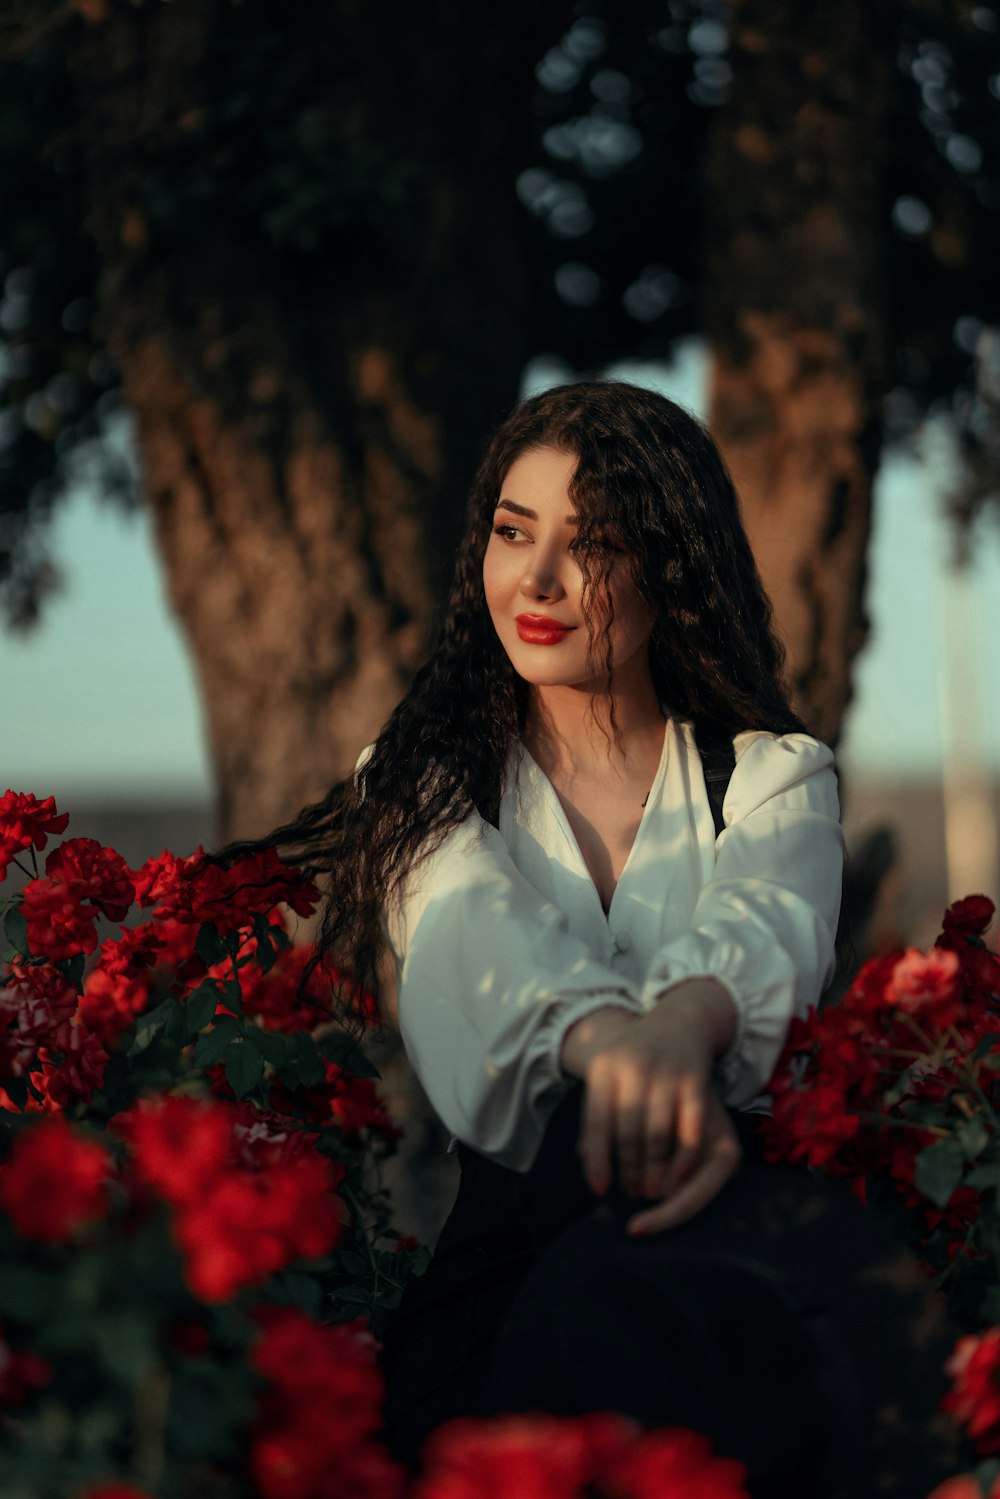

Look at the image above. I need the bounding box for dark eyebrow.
[496,499,578,525]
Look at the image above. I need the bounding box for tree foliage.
[1,0,998,632]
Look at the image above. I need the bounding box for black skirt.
[381,1088,962,1499]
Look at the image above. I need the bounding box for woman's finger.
[641,1075,677,1199]
[625,1125,741,1236]
[612,1061,648,1198]
[660,1075,706,1197]
[579,1058,616,1195]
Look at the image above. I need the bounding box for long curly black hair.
[203,380,805,1025]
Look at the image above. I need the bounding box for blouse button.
[611,930,632,957]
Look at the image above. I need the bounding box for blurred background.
[2,0,999,955]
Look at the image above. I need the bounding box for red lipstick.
[515,614,577,646]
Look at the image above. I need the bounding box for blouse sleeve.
[640,730,844,1106]
[384,814,646,1171]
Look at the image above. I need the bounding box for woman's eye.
[492,523,525,542]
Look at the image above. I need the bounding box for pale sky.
[2,347,999,802]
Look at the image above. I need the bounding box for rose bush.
[0,791,748,1499]
[763,892,1000,1496]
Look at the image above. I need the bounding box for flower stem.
[342,1181,381,1305]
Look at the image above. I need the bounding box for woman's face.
[482,445,654,692]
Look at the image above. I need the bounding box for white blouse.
[380,719,844,1173]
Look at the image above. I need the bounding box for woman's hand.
[559,980,743,1233]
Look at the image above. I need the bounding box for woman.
[211,382,954,1497]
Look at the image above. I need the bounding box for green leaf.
[224,1036,265,1098]
[195,922,228,968]
[193,1015,241,1068]
[959,1117,992,1160]
[2,1076,28,1111]
[293,1032,326,1089]
[914,1138,965,1209]
[972,1032,1000,1061]
[318,1029,380,1080]
[3,904,27,955]
[245,1027,289,1066]
[184,983,222,1036]
[128,995,176,1056]
[251,912,279,974]
[0,1266,52,1319]
[966,1161,1000,1189]
[56,951,85,990]
[94,1312,156,1381]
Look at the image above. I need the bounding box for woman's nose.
[519,561,565,602]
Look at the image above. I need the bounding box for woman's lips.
[515,615,577,645]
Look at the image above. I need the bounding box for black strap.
[695,732,737,839]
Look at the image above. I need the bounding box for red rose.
[0,1116,111,1242]
[78,919,164,1044]
[21,876,100,962]
[136,846,320,936]
[117,1094,344,1302]
[249,1307,405,1499]
[34,1025,110,1111]
[130,848,198,910]
[0,791,69,881]
[117,1094,233,1206]
[886,947,962,1030]
[0,960,80,1090]
[417,1414,597,1499]
[175,1137,343,1302]
[596,1424,750,1498]
[269,1061,400,1141]
[417,1414,750,1499]
[79,1486,154,1499]
[927,1481,993,1499]
[764,1080,860,1170]
[943,1327,1000,1454]
[45,838,135,924]
[942,894,996,939]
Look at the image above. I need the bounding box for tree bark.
[68,1,569,838]
[703,0,894,745]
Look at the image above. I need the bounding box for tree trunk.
[703,0,894,746]
[68,1,569,839]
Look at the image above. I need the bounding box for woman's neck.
[523,661,666,780]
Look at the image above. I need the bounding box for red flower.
[45,838,135,923]
[269,1060,400,1141]
[927,1481,993,1499]
[764,1079,860,1170]
[117,1094,232,1206]
[597,1425,750,1498]
[943,1327,1000,1454]
[416,1413,601,1499]
[0,1321,51,1405]
[75,917,163,1044]
[34,1024,110,1111]
[0,1116,111,1242]
[886,947,962,1030]
[416,1414,749,1499]
[0,960,79,1092]
[79,1487,154,1499]
[134,846,319,935]
[0,791,69,881]
[942,894,996,940]
[117,1095,344,1302]
[249,1307,405,1499]
[130,848,199,910]
[21,876,101,961]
